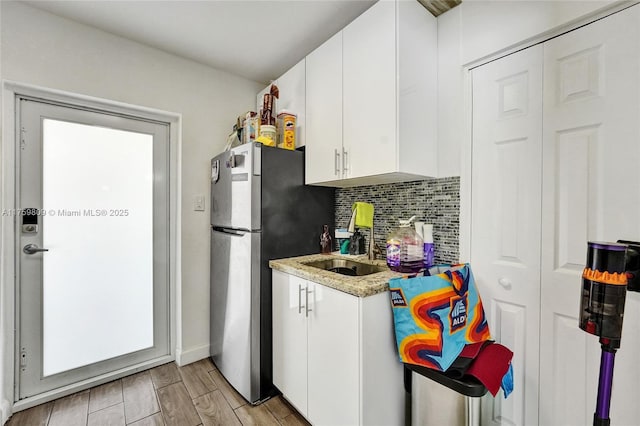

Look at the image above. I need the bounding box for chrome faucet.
[348,207,381,260]
[368,225,382,260]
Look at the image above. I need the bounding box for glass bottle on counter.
[386,216,424,273]
[320,224,332,254]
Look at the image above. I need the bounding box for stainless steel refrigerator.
[210,142,334,404]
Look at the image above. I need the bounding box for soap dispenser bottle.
[386,216,424,273]
[422,224,435,269]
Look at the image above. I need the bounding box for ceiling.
[418,0,460,17]
[21,0,380,83]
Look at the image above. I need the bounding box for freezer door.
[210,227,261,403]
[210,143,261,230]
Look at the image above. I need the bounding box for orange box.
[277,111,297,150]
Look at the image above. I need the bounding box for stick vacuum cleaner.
[580,240,640,426]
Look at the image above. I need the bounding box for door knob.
[498,278,512,289]
[23,244,49,255]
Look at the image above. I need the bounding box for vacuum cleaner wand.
[580,241,640,426]
[594,342,615,426]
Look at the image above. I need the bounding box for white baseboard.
[176,344,210,367]
[1,398,12,425]
[12,355,173,413]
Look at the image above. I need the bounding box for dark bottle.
[320,225,332,254]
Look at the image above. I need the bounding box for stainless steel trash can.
[406,364,487,426]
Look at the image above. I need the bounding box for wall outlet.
[194,195,205,211]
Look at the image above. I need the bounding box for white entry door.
[471,45,543,426]
[17,97,171,400]
[539,5,640,425]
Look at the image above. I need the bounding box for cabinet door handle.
[334,149,341,176]
[342,148,349,175]
[298,284,304,314]
[305,287,313,317]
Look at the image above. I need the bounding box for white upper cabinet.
[394,0,438,180]
[306,0,437,187]
[276,59,306,148]
[256,60,306,149]
[305,31,343,184]
[343,0,396,180]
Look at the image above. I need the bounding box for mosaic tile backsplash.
[334,177,460,264]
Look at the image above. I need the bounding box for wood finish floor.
[7,359,310,426]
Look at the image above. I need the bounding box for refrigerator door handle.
[211,159,220,183]
[212,227,248,237]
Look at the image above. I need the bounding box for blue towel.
[501,363,514,398]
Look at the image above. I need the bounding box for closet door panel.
[471,45,543,426]
[540,5,640,426]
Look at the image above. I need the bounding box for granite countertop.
[269,253,404,297]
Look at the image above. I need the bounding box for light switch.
[194,195,205,211]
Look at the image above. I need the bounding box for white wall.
[0,1,262,416]
[436,6,462,178]
[0,2,7,423]
[459,0,622,65]
[436,0,628,179]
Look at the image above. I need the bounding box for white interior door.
[17,98,171,400]
[471,45,543,426]
[539,5,640,425]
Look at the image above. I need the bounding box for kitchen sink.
[303,258,387,276]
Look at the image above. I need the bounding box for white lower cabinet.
[272,272,309,414]
[272,270,404,426]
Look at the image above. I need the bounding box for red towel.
[466,343,513,396]
[460,341,488,358]
[445,341,492,379]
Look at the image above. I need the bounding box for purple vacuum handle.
[594,345,615,426]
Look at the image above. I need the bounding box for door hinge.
[20,348,27,371]
[20,127,26,150]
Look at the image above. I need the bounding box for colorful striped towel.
[389,264,491,371]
